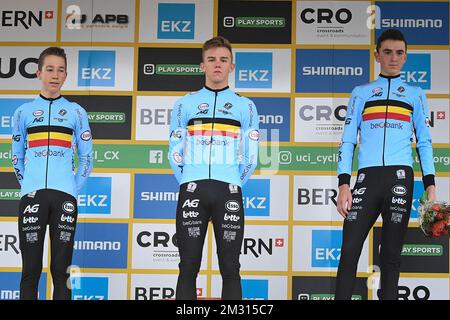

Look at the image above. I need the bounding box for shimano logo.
[370,122,403,130]
[182,210,199,218]
[141,192,178,201]
[224,213,240,222]
[392,197,407,205]
[382,19,442,29]
[302,66,363,76]
[74,241,121,251]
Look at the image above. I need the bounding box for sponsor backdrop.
[0,0,449,300]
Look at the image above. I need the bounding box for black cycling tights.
[176,179,245,300]
[335,166,413,300]
[18,189,78,300]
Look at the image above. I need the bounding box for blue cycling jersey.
[168,86,259,187]
[338,74,435,188]
[12,95,93,198]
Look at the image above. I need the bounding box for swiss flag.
[275,238,284,247]
[437,111,446,120]
[45,11,54,19]
[196,288,203,297]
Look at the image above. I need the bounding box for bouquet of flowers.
[418,192,450,238]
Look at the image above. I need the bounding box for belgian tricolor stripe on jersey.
[187,117,241,139]
[27,125,73,148]
[363,99,413,122]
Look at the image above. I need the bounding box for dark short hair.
[38,47,67,71]
[376,29,407,52]
[202,36,233,62]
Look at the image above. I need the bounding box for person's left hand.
[426,185,436,202]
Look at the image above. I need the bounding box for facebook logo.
[311,230,342,268]
[157,3,195,39]
[77,177,112,214]
[242,179,270,216]
[149,150,163,164]
[78,51,116,87]
[242,279,269,300]
[400,54,431,90]
[0,99,32,136]
[71,277,109,300]
[235,52,273,89]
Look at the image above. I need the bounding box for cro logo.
[77,177,112,214]
[400,54,431,90]
[235,52,272,89]
[157,3,195,39]
[71,277,108,300]
[311,230,342,268]
[78,51,116,87]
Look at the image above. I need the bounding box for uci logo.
[225,200,240,212]
[392,185,407,196]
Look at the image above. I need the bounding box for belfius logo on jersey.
[27,125,73,148]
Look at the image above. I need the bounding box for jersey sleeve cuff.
[338,174,351,187]
[423,174,435,189]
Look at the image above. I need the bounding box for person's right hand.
[337,184,352,218]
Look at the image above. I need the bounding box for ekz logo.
[157,3,195,39]
[242,179,270,217]
[72,223,128,269]
[71,277,108,300]
[242,279,269,300]
[77,177,112,214]
[235,52,272,89]
[0,99,32,135]
[78,50,116,87]
[311,230,342,268]
[400,54,431,90]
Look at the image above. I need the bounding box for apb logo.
[77,177,112,214]
[400,54,431,90]
[311,230,342,268]
[157,3,195,39]
[71,277,108,300]
[78,51,116,87]
[242,279,269,300]
[242,179,270,217]
[235,52,272,89]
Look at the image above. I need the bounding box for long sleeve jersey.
[168,86,259,187]
[338,74,435,189]
[12,95,93,198]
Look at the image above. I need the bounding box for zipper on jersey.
[209,91,218,179]
[382,78,391,166]
[45,100,53,188]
